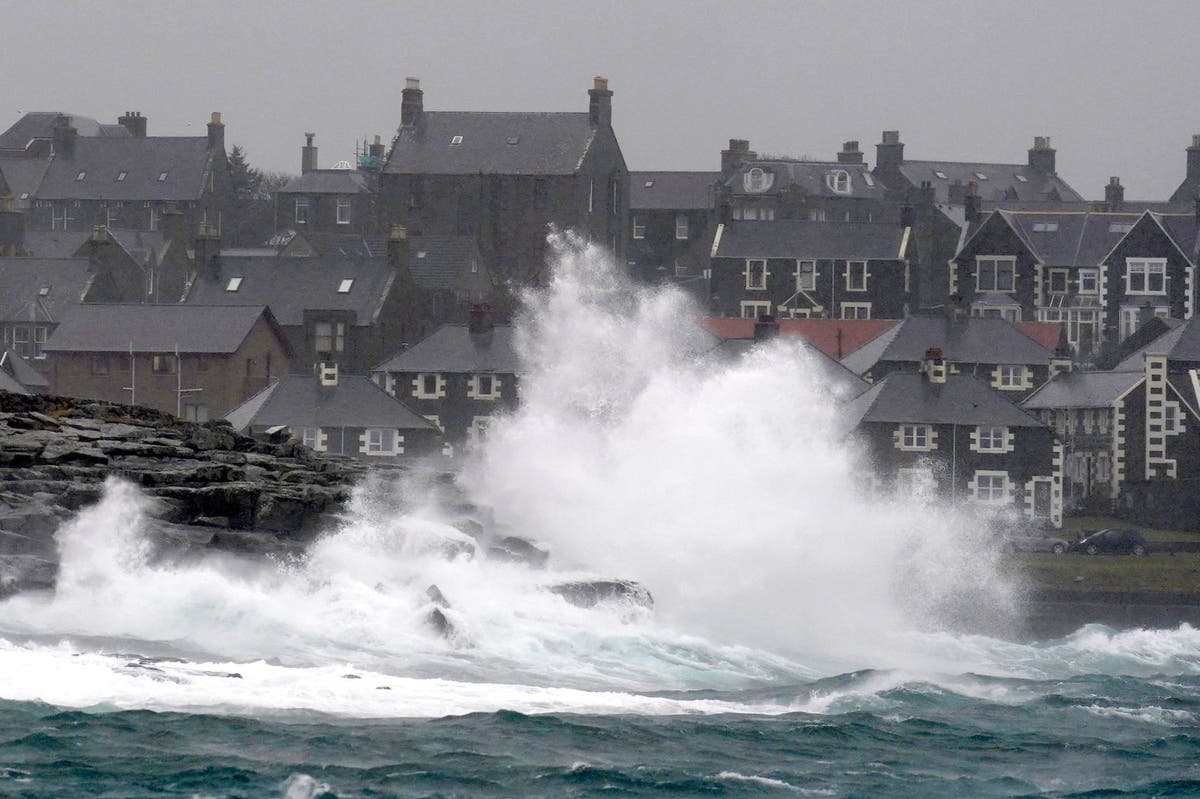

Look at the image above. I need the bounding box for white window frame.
[898,423,933,451]
[846,260,868,292]
[469,373,503,401]
[1078,268,1099,295]
[841,302,872,320]
[976,256,1017,293]
[997,365,1026,389]
[976,426,1007,453]
[1048,268,1069,294]
[825,169,851,194]
[632,216,645,239]
[745,259,767,290]
[675,213,689,240]
[337,278,354,294]
[336,197,351,225]
[896,467,936,495]
[295,198,309,224]
[796,260,817,292]
[740,300,772,319]
[745,167,771,193]
[365,428,399,456]
[314,320,345,354]
[1126,258,1166,295]
[301,427,319,449]
[973,471,1009,503]
[413,372,445,399]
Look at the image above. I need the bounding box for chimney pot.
[588,76,613,127]
[921,347,947,384]
[211,112,221,125]
[401,78,424,126]
[405,77,420,91]
[1028,135,1056,174]
[468,302,494,335]
[876,130,904,173]
[593,76,608,91]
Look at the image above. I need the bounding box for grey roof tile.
[278,170,371,194]
[715,219,908,260]
[0,157,50,205]
[374,323,517,374]
[225,374,435,431]
[1021,370,1142,409]
[43,304,273,354]
[0,258,90,322]
[845,372,1047,428]
[899,160,1083,204]
[725,160,887,200]
[35,137,214,201]
[0,349,48,388]
[630,171,719,210]
[0,112,128,151]
[840,315,1053,375]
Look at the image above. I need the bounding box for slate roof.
[840,315,1054,375]
[43,304,275,354]
[714,220,909,260]
[409,236,491,294]
[0,113,129,152]
[224,374,436,432]
[288,232,387,258]
[630,171,719,210]
[0,258,90,322]
[0,369,28,395]
[374,323,518,374]
[383,112,598,175]
[999,211,1141,266]
[897,160,1083,205]
[0,349,47,389]
[21,228,168,266]
[0,157,50,205]
[844,372,1047,429]
[1021,370,1142,410]
[724,161,886,200]
[277,170,372,195]
[35,137,215,201]
[701,317,899,360]
[1114,315,1200,369]
[183,256,396,328]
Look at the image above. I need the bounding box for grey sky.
[8,0,1200,200]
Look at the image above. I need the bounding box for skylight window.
[225,277,243,292]
[450,135,463,146]
[38,286,50,296]
[116,171,127,182]
[1015,174,1028,183]
[1032,222,1059,232]
[974,172,989,180]
[75,171,86,181]
[506,136,519,145]
[644,179,655,188]
[157,171,168,182]
[1109,222,1133,233]
[337,278,354,293]
[416,251,427,258]
[19,192,28,200]
[862,172,874,187]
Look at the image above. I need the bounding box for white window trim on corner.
[745,259,768,290]
[976,255,1017,293]
[841,302,871,320]
[632,216,645,239]
[364,427,403,456]
[336,197,351,225]
[1125,258,1167,295]
[413,372,447,399]
[468,373,503,401]
[846,260,868,292]
[973,425,1010,453]
[896,423,935,452]
[740,300,771,319]
[971,470,1010,503]
[796,260,817,291]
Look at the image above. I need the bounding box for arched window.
[826,170,851,194]
[744,167,772,193]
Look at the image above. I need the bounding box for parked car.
[1002,532,1069,554]
[1068,528,1148,556]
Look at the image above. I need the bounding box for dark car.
[1069,528,1148,556]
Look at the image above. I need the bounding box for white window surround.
[295,199,309,224]
[1126,258,1166,295]
[846,260,868,292]
[895,423,936,452]
[825,169,851,194]
[675,213,689,240]
[300,427,320,450]
[740,300,772,319]
[841,302,872,320]
[336,197,351,225]
[225,277,243,292]
[745,259,768,290]
[796,260,817,291]
[1078,269,1099,294]
[413,372,447,399]
[744,167,773,193]
[468,373,503,401]
[976,255,1017,293]
[993,364,1032,391]
[363,428,402,456]
[632,216,645,239]
[972,425,1014,454]
[896,467,936,495]
[337,279,354,293]
[971,471,1010,503]
[1048,268,1069,294]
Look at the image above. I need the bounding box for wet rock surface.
[0,391,369,597]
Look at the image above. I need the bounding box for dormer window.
[862,172,875,187]
[450,135,463,146]
[1109,222,1133,233]
[337,278,354,293]
[157,171,168,182]
[75,171,86,181]
[744,167,773,193]
[225,277,243,292]
[825,170,851,194]
[116,171,127,182]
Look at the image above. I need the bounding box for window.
[825,169,851,194]
[1126,258,1166,295]
[1032,222,1059,232]
[796,260,816,291]
[997,365,1025,389]
[1119,305,1168,340]
[336,198,351,225]
[1016,174,1028,183]
[934,170,948,179]
[51,206,69,230]
[225,277,242,292]
[75,171,86,181]
[809,208,827,222]
[862,172,875,187]
[740,300,772,319]
[1048,269,1069,294]
[11,326,29,356]
[976,256,1016,292]
[148,206,158,231]
[314,321,345,354]
[745,167,771,192]
[733,204,775,221]
[158,171,168,182]
[973,471,1008,503]
[632,216,645,239]
[896,468,936,495]
[471,373,502,400]
[450,135,463,145]
[337,278,354,294]
[301,427,319,449]
[675,213,689,240]
[106,206,119,228]
[745,259,767,290]
[976,426,1007,453]
[366,428,397,454]
[611,179,619,214]
[588,179,594,213]
[846,261,868,292]
[116,171,127,182]
[38,286,49,297]
[1078,269,1099,294]
[414,372,444,399]
[900,424,932,450]
[90,356,109,375]
[183,404,209,423]
[1109,222,1133,234]
[841,302,872,320]
[152,355,176,374]
[975,172,989,181]
[295,198,309,224]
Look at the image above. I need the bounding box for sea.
[2,234,1198,798]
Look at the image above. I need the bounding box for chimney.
[159,205,187,245]
[387,224,409,272]
[301,132,318,174]
[900,204,915,229]
[1186,135,1200,185]
[468,302,495,335]
[588,76,613,127]
[914,179,936,207]
[1105,176,1124,211]
[947,180,967,205]
[369,134,386,161]
[317,362,339,387]
[920,347,947,384]
[837,140,863,164]
[207,112,225,150]
[194,222,221,280]
[753,313,780,341]
[117,111,147,137]
[964,181,981,224]
[721,139,756,176]
[1028,136,1055,174]
[0,199,25,256]
[875,130,904,174]
[401,77,424,126]
[52,114,77,159]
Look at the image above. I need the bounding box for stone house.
[225,369,442,460]
[274,133,381,236]
[378,77,628,288]
[844,349,1063,527]
[372,305,518,448]
[1100,210,1198,343]
[708,219,916,320]
[627,171,719,283]
[42,304,290,421]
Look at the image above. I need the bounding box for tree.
[226,145,294,246]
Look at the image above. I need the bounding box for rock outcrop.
[0,391,369,597]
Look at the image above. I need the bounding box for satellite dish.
[332,160,353,170]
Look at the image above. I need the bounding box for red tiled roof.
[701,317,900,359]
[1016,321,1063,351]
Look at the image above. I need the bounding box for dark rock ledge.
[0,391,370,597]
